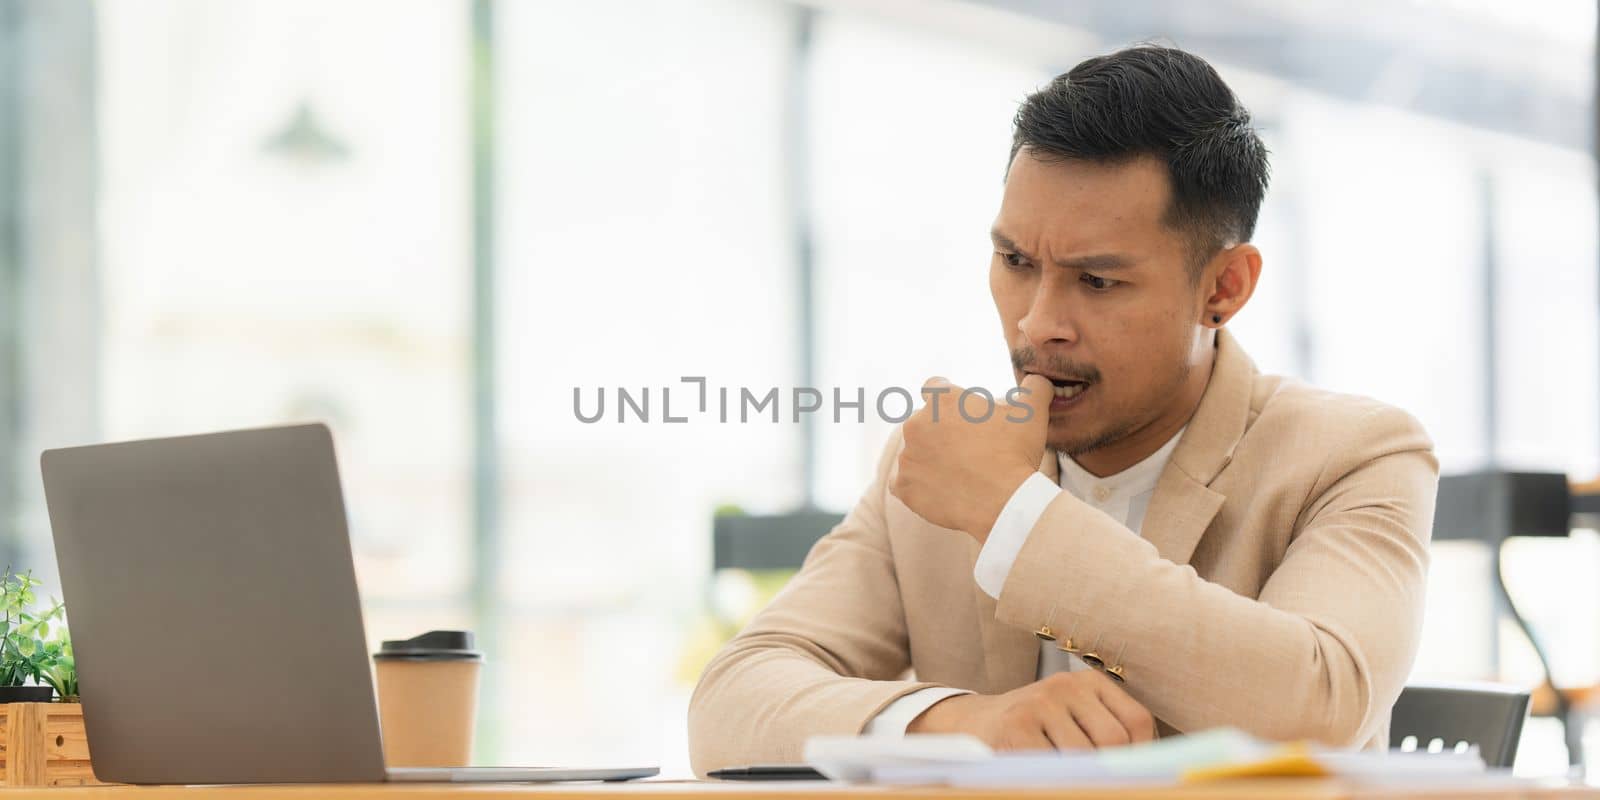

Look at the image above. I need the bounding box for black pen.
[706,765,827,781]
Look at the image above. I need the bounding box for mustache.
[1011,346,1101,384]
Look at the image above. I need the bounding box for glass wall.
[91,0,477,635]
[492,0,799,767]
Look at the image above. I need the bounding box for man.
[689,45,1436,772]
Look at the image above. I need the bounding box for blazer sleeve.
[993,405,1437,746]
[687,429,945,775]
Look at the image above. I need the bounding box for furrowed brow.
[1054,253,1133,272]
[989,229,1025,256]
[992,229,1133,272]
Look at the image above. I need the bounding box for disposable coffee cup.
[372,630,484,767]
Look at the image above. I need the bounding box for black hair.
[1009,45,1270,273]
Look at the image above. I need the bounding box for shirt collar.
[1056,427,1185,500]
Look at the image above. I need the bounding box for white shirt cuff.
[863,687,974,736]
[973,471,1061,598]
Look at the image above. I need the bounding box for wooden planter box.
[0,703,104,787]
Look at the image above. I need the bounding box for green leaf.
[0,570,75,695]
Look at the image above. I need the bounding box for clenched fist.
[907,671,1156,750]
[889,374,1052,541]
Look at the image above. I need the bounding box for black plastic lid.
[373,630,484,662]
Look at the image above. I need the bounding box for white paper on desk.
[872,728,1267,787]
[803,734,992,782]
[857,728,1490,788]
[1315,749,1488,779]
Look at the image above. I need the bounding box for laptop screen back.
[41,423,388,784]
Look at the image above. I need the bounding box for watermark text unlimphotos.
[573,377,1037,424]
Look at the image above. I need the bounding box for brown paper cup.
[372,631,483,767]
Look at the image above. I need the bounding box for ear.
[1201,243,1262,327]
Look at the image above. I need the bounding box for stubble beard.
[1049,355,1193,458]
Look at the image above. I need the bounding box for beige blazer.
[688,331,1438,775]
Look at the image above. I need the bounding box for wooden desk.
[10,779,1599,799]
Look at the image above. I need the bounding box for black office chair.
[711,510,844,571]
[1389,682,1530,768]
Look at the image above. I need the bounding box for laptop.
[40,423,658,785]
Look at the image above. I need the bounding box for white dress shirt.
[864,429,1184,736]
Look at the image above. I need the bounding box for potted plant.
[0,569,76,703]
[0,568,95,786]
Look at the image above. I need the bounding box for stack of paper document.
[803,735,994,782]
[804,728,1487,786]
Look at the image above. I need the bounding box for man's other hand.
[905,671,1157,750]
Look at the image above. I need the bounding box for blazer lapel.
[1140,470,1226,565]
[1140,330,1256,565]
[974,448,1060,692]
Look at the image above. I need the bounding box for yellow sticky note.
[1181,743,1330,782]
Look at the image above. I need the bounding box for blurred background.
[2,0,1599,779]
